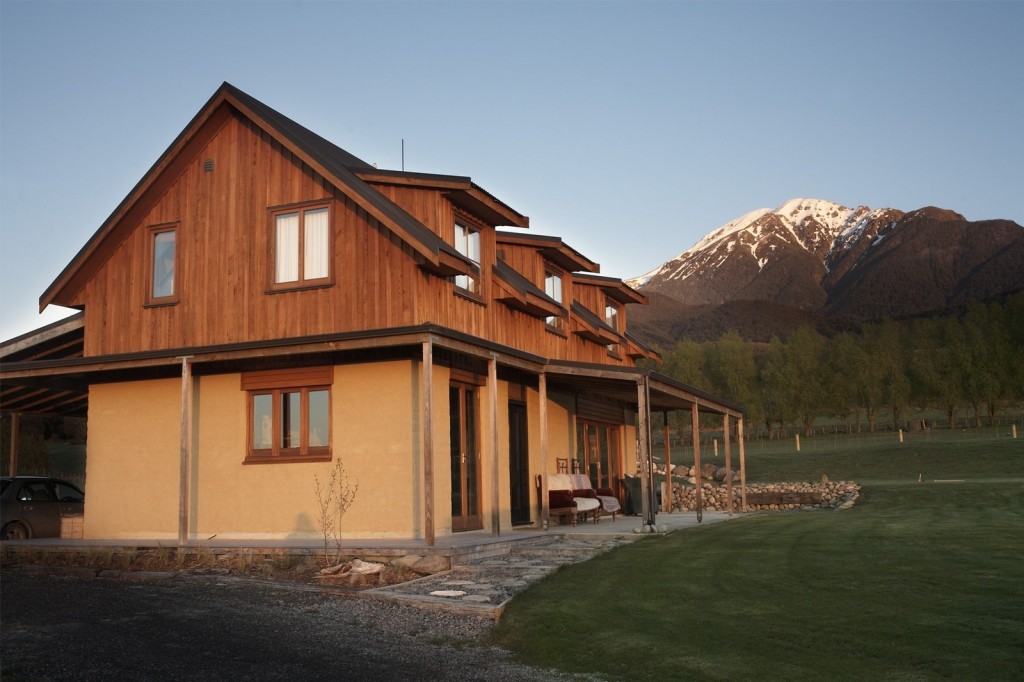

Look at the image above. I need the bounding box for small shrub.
[314,458,359,566]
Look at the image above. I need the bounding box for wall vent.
[203,159,214,172]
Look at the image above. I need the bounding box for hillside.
[627,199,1024,346]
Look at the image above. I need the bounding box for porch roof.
[0,322,741,420]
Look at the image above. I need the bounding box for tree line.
[651,292,1024,438]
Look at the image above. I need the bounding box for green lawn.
[490,431,1024,681]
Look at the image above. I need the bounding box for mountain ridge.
[626,198,1024,345]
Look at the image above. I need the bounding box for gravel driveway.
[1,571,592,681]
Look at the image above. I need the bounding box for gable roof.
[40,82,487,311]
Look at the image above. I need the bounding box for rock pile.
[669,479,860,512]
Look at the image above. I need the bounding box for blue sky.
[1,0,1021,342]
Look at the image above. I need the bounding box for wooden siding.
[77,110,642,367]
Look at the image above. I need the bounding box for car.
[1,476,85,540]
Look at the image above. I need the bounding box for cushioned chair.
[545,473,601,525]
[568,473,621,521]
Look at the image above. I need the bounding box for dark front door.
[450,383,482,531]
[508,401,530,525]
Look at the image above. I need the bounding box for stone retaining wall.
[669,480,861,512]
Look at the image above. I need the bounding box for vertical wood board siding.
[77,111,640,368]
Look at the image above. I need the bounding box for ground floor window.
[242,366,332,463]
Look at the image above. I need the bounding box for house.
[0,83,744,544]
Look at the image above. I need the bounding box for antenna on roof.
[401,138,405,171]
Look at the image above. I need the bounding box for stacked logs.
[668,479,860,512]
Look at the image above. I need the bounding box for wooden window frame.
[145,222,180,307]
[544,266,566,333]
[243,366,333,464]
[605,298,622,357]
[453,221,480,294]
[267,200,334,293]
[451,214,487,304]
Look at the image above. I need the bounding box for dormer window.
[605,299,621,355]
[270,202,331,290]
[544,268,564,330]
[454,221,480,293]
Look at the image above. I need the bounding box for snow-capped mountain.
[626,198,1024,345]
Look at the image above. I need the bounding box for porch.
[2,509,738,567]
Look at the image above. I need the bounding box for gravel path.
[1,571,598,681]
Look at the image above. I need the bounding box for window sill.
[144,298,179,309]
[265,280,334,295]
[243,452,332,465]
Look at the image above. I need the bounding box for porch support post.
[662,411,672,513]
[539,371,549,530]
[422,340,435,546]
[8,412,19,476]
[738,417,748,512]
[488,354,500,537]
[692,402,702,524]
[637,376,654,527]
[724,413,734,518]
[178,356,193,547]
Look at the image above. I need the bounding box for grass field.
[490,430,1024,681]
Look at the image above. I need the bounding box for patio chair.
[568,473,621,521]
[542,473,601,525]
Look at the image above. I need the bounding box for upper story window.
[544,268,564,330]
[605,300,619,331]
[605,299,621,355]
[453,221,480,293]
[147,222,178,305]
[271,203,331,290]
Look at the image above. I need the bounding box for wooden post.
[1013,424,1018,439]
[539,371,550,530]
[899,429,904,443]
[663,411,672,513]
[724,414,734,518]
[714,438,718,458]
[488,355,500,537]
[637,378,653,526]
[692,403,702,523]
[795,433,801,452]
[178,356,193,548]
[738,417,748,512]
[422,340,434,546]
[8,412,19,477]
